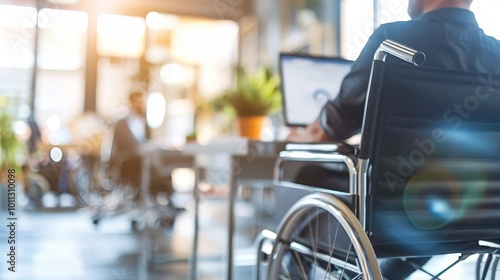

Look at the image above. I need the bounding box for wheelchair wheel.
[476,253,500,280]
[69,166,92,205]
[267,193,382,280]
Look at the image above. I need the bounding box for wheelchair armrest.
[284,141,359,155]
[274,142,358,195]
[479,240,500,251]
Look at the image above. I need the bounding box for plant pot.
[237,116,266,140]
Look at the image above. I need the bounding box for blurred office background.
[1,0,499,146]
[0,0,499,279]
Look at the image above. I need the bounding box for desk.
[185,138,286,280]
[140,146,195,195]
[137,146,195,275]
[140,146,194,202]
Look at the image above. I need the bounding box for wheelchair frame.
[257,40,500,280]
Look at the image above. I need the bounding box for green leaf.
[219,65,282,117]
[0,108,26,170]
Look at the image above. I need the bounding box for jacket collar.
[415,7,478,27]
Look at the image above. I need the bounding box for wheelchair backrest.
[360,60,500,256]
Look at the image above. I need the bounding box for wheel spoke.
[338,243,352,279]
[295,249,310,279]
[308,211,318,276]
[351,272,364,280]
[324,221,341,280]
[314,210,320,277]
[280,252,292,279]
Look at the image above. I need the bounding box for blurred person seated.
[109,90,174,200]
[22,113,75,208]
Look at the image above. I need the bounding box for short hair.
[128,91,145,103]
[128,80,147,103]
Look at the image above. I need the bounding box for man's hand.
[286,119,333,142]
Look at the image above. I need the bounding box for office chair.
[256,40,500,280]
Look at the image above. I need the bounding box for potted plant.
[0,103,26,210]
[220,66,282,140]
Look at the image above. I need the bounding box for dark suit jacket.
[320,8,500,140]
[109,117,148,185]
[108,117,170,193]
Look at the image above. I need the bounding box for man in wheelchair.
[281,0,500,279]
[288,0,500,144]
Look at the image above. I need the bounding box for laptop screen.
[279,53,353,126]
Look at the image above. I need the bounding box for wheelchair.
[256,40,500,280]
[77,123,185,229]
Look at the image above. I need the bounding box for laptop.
[279,53,353,127]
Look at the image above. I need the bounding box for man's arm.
[288,26,389,143]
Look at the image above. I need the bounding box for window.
[340,0,374,60]
[471,0,500,39]
[341,1,500,60]
[35,8,88,143]
[96,14,145,119]
[97,14,146,58]
[147,14,238,143]
[280,0,338,55]
[377,0,409,25]
[0,5,36,117]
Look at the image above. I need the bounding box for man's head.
[407,0,473,18]
[128,91,147,117]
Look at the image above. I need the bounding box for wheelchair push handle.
[375,39,426,66]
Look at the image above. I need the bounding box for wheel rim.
[267,194,381,280]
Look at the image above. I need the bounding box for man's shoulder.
[113,117,131,132]
[378,20,417,33]
[379,18,414,27]
[372,20,417,39]
[114,117,127,126]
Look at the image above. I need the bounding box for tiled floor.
[0,208,182,280]
[0,191,495,280]
[0,191,258,280]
